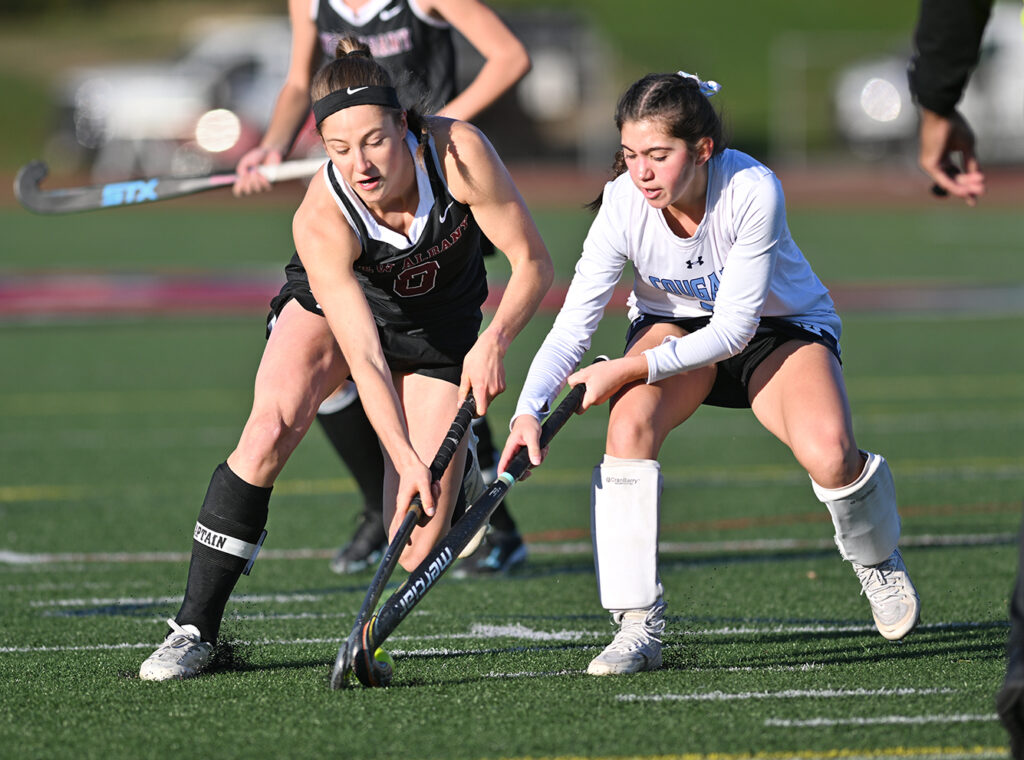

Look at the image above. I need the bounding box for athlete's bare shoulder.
[293,166,360,261]
[424,116,505,205]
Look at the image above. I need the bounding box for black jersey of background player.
[326,131,487,332]
[315,0,457,114]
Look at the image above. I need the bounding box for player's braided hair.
[589,73,727,211]
[311,37,427,149]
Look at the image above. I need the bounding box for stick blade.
[329,639,354,690]
[14,161,52,214]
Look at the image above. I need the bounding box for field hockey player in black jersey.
[234,0,533,577]
[139,37,552,681]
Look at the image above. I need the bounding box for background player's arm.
[424,0,531,122]
[293,174,436,514]
[435,119,553,414]
[234,0,321,195]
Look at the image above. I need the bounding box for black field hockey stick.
[329,392,477,690]
[14,157,326,215]
[350,356,607,688]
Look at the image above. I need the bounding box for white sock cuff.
[603,454,661,469]
[810,450,882,500]
[317,383,360,415]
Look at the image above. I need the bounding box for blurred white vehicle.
[833,1,1024,163]
[50,16,301,179]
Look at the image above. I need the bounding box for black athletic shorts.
[625,313,841,409]
[266,268,479,387]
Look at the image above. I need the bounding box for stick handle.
[258,157,326,183]
[355,392,475,624]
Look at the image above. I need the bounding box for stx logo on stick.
[101,179,159,207]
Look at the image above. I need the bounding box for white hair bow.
[677,71,721,98]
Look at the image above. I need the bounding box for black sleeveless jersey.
[325,131,487,333]
[314,0,457,114]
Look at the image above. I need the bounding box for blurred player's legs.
[317,383,388,574]
[998,512,1024,758]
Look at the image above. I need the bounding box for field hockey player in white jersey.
[498,70,921,676]
[138,38,552,681]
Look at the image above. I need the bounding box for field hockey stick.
[14,157,326,215]
[351,356,607,688]
[329,392,476,690]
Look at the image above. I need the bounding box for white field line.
[2,531,1015,566]
[765,714,998,727]
[618,687,957,702]
[0,619,1003,656]
[3,456,1023,506]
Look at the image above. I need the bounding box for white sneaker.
[139,618,214,681]
[588,600,666,676]
[852,548,920,641]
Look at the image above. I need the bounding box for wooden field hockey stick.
[14,157,326,215]
[350,357,607,688]
[329,392,477,690]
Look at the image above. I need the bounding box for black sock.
[176,462,271,643]
[317,397,385,519]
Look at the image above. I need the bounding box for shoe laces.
[853,552,905,605]
[607,604,666,653]
[163,618,201,646]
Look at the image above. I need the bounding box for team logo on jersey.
[648,270,722,312]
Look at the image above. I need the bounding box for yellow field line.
[501,747,1007,760]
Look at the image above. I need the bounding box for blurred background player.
[909,0,1024,753]
[139,37,553,681]
[500,70,921,676]
[233,0,532,576]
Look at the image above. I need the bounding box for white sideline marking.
[765,713,998,727]
[483,669,584,678]
[2,531,1015,565]
[618,687,957,702]
[30,592,325,608]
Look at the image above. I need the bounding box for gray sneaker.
[139,619,213,681]
[853,548,920,641]
[588,600,666,676]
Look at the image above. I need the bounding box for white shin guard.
[591,455,663,610]
[812,451,900,567]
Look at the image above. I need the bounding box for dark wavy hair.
[589,73,727,210]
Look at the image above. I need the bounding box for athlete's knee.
[236,410,307,468]
[794,427,860,489]
[606,415,658,459]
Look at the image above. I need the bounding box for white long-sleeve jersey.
[514,148,841,422]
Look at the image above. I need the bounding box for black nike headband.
[312,86,402,127]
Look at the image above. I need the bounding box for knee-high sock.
[591,455,663,611]
[176,462,271,642]
[811,451,900,566]
[317,387,385,520]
